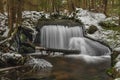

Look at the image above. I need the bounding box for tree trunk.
[91,0,94,9]
[118,0,120,26]
[2,0,7,13]
[7,0,15,37]
[67,0,76,13]
[103,0,108,16]
[119,13,120,26]
[7,0,23,37]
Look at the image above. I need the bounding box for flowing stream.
[40,25,83,49]
[38,25,111,80]
[40,25,111,56]
[0,25,112,80]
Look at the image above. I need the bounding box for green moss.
[87,25,98,34]
[111,51,120,66]
[106,68,116,78]
[99,21,120,32]
[105,26,120,32]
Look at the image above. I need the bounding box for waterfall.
[69,37,110,56]
[40,25,111,57]
[40,25,83,49]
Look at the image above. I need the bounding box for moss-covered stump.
[87,25,98,34]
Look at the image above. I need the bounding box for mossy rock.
[111,50,120,67]
[99,21,118,28]
[87,25,98,34]
[107,67,120,79]
[50,13,61,19]
[19,42,35,54]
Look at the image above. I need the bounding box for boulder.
[87,25,98,34]
[24,58,53,72]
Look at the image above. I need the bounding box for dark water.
[45,57,112,80]
[0,56,112,80]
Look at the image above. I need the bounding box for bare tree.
[7,0,23,37]
[103,0,108,15]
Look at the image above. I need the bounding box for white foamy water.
[65,54,111,63]
[69,37,111,56]
[40,25,83,49]
[40,25,111,63]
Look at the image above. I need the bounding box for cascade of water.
[40,25,83,49]
[69,37,110,56]
[40,25,111,57]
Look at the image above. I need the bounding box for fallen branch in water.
[35,46,80,55]
[0,66,22,72]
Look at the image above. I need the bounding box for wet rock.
[17,57,52,80]
[87,25,98,34]
[24,57,53,72]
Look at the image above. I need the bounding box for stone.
[87,25,98,34]
[24,57,53,72]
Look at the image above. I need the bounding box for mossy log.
[35,47,80,55]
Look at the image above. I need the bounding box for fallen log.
[35,46,80,55]
[0,66,22,72]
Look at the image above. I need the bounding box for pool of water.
[45,57,112,80]
[0,56,112,80]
